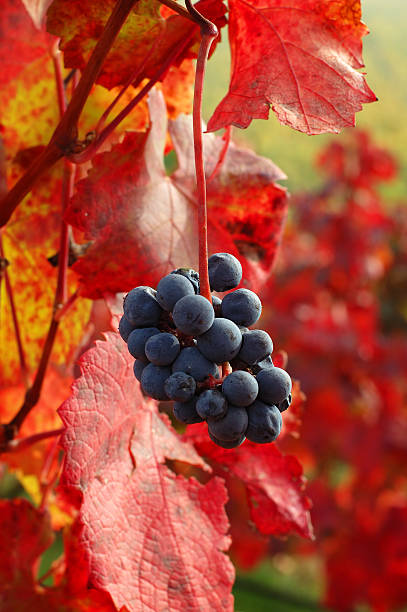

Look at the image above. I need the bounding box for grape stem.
[185,0,218,302]
[68,29,196,164]
[0,236,29,388]
[5,428,64,453]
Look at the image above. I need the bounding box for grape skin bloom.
[246,401,282,444]
[123,286,162,326]
[164,372,196,402]
[222,370,258,407]
[156,273,195,311]
[172,346,219,382]
[221,288,262,327]
[145,332,180,366]
[197,318,242,364]
[208,405,248,441]
[172,294,215,336]
[196,390,228,420]
[208,252,242,292]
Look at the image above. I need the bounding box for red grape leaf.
[66,88,237,298]
[207,0,376,135]
[59,332,234,611]
[185,425,313,539]
[169,114,288,285]
[47,0,227,90]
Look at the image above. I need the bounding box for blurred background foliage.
[204,1,407,610]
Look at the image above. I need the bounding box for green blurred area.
[203,0,407,201]
[233,556,330,612]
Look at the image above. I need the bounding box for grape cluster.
[119,253,292,448]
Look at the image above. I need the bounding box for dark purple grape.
[207,405,248,441]
[238,329,273,365]
[173,398,204,424]
[156,274,195,311]
[133,359,148,382]
[222,371,258,407]
[171,268,200,294]
[256,367,292,405]
[245,401,282,444]
[172,295,215,336]
[127,327,160,359]
[118,315,135,342]
[145,332,180,366]
[196,318,242,364]
[164,372,196,402]
[196,390,227,420]
[209,431,246,449]
[221,288,261,327]
[140,364,171,400]
[277,393,292,413]
[123,286,162,327]
[172,347,218,382]
[208,253,242,292]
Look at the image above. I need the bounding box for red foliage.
[207,0,376,134]
[59,332,234,611]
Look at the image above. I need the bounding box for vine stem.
[0,234,29,387]
[186,0,218,302]
[69,30,196,164]
[0,0,137,228]
[6,428,64,453]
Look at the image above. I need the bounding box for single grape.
[173,398,204,424]
[245,401,282,444]
[171,268,200,294]
[118,315,135,342]
[123,286,162,327]
[172,347,219,382]
[133,359,147,382]
[252,355,274,374]
[208,253,242,292]
[196,390,227,420]
[172,295,214,336]
[277,392,292,413]
[209,431,246,449]
[207,405,248,441]
[164,372,196,402]
[221,288,262,327]
[156,274,195,311]
[140,363,171,401]
[197,318,242,364]
[256,367,292,405]
[238,329,273,365]
[127,327,160,359]
[145,332,180,366]
[222,370,258,407]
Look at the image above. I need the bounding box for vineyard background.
[0,0,406,610]
[202,0,407,609]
